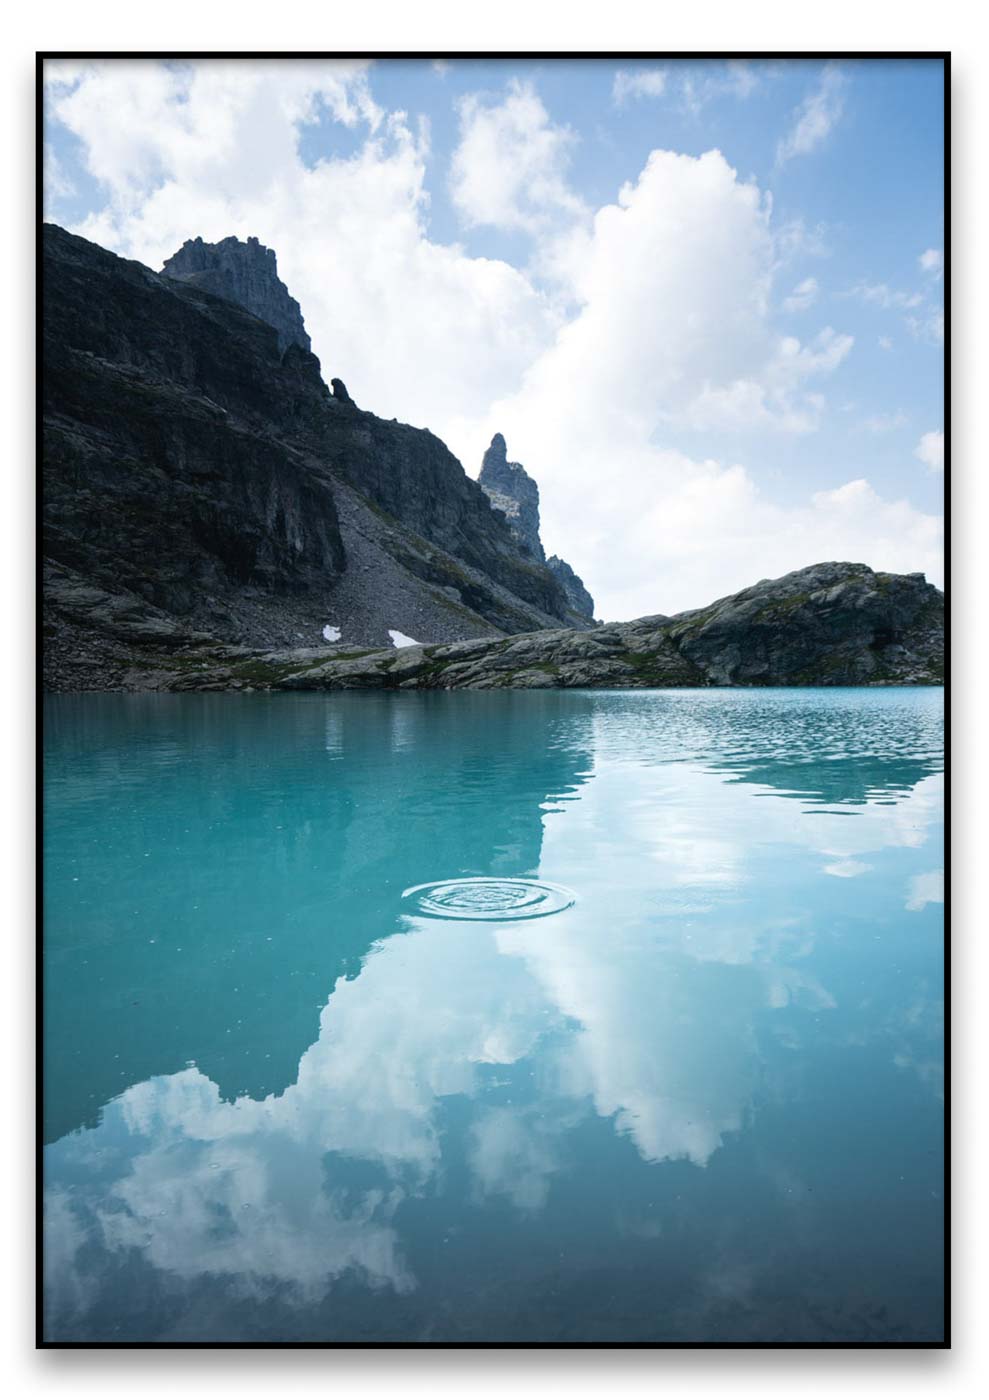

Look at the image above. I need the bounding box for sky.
[43,57,945,620]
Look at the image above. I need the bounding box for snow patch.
[388,630,421,649]
[322,625,341,643]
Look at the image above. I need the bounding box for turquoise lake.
[42,689,945,1344]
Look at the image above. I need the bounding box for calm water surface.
[43,689,944,1343]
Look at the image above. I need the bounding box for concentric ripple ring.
[402,877,576,921]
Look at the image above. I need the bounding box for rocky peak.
[478,433,544,562]
[478,433,595,620]
[161,235,311,356]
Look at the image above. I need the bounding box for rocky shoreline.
[44,562,944,694]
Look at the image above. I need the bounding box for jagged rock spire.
[478,434,595,619]
[478,433,544,563]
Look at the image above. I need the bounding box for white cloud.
[723,61,761,100]
[845,276,942,348]
[782,276,818,313]
[615,62,763,115]
[776,65,846,164]
[907,308,945,345]
[456,148,851,440]
[678,326,853,435]
[919,248,942,274]
[46,61,561,431]
[847,281,923,310]
[571,457,942,621]
[612,68,668,105]
[449,80,585,235]
[680,61,761,112]
[47,59,384,210]
[43,148,75,217]
[878,335,894,351]
[915,430,944,472]
[442,148,941,617]
[775,217,830,261]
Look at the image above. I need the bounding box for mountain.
[46,562,943,693]
[43,225,598,689]
[41,226,943,696]
[478,433,595,620]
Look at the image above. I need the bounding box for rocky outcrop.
[66,563,943,693]
[660,562,944,686]
[547,555,595,621]
[161,235,311,355]
[478,434,544,561]
[479,433,595,620]
[43,225,589,683]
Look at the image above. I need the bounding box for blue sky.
[43,57,944,617]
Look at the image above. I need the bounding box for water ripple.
[402,877,575,921]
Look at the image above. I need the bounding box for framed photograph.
[39,52,946,1348]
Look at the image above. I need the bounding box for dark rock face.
[43,225,586,687]
[157,241,576,629]
[161,235,311,356]
[80,563,943,693]
[479,433,595,620]
[156,240,574,625]
[44,224,346,629]
[546,555,595,621]
[478,433,544,561]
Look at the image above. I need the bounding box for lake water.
[42,689,945,1344]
